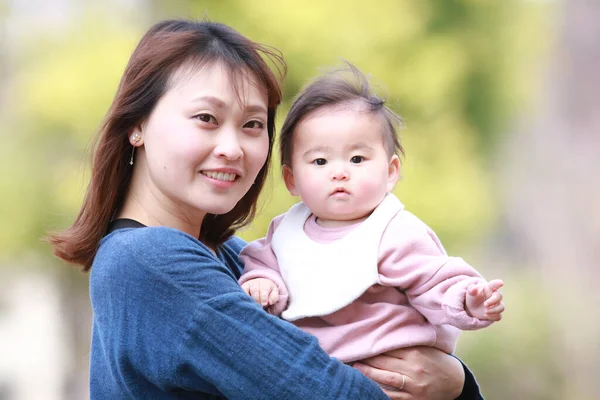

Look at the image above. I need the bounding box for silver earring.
[129,133,141,165]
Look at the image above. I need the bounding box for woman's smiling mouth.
[201,171,239,182]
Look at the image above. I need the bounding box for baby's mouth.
[331,187,350,195]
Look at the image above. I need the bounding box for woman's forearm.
[184,292,389,399]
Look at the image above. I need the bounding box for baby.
[239,63,504,363]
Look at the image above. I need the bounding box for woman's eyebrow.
[190,95,267,115]
[245,104,268,115]
[190,95,226,108]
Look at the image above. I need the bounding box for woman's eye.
[194,113,217,125]
[243,120,264,130]
[313,158,327,166]
[350,155,364,164]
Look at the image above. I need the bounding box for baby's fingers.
[467,283,487,309]
[485,279,503,294]
[258,281,273,306]
[484,291,503,307]
[268,285,279,306]
[241,282,251,296]
[486,302,505,316]
[468,283,482,297]
[248,284,263,304]
[484,313,503,322]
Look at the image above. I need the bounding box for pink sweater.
[239,207,492,363]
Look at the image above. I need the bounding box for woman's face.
[131,62,270,226]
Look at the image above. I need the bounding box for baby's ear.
[386,155,400,192]
[282,165,299,196]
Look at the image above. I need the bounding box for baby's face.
[283,105,399,226]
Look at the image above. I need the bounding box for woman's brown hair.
[49,19,286,271]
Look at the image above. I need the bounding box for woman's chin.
[203,204,237,216]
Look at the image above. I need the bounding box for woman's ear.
[129,126,144,146]
[282,165,299,196]
[386,155,400,192]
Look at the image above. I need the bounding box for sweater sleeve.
[378,211,493,330]
[94,227,386,400]
[238,214,289,315]
[456,357,484,399]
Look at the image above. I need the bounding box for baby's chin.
[314,212,372,228]
[326,207,374,220]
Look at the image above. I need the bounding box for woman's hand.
[353,346,465,400]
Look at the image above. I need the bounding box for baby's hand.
[241,278,279,307]
[465,279,505,321]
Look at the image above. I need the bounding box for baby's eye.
[243,120,265,130]
[194,113,218,125]
[350,155,364,164]
[313,158,327,166]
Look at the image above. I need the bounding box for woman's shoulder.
[102,226,246,253]
[102,225,203,250]
[94,227,248,280]
[92,228,249,305]
[105,225,238,263]
[222,235,247,255]
[94,227,220,278]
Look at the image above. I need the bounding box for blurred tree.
[0,7,148,399]
[0,1,558,399]
[152,0,540,253]
[0,11,142,258]
[498,0,600,398]
[1,0,542,259]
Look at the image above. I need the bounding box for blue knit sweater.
[89,223,482,399]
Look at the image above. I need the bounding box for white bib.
[271,194,404,321]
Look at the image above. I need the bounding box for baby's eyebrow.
[346,142,374,151]
[303,146,332,158]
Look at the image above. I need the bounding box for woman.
[49,19,482,399]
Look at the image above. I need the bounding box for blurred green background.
[1,0,599,399]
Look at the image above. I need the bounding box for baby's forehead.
[296,102,384,134]
[291,105,389,155]
[302,100,372,120]
[297,141,378,155]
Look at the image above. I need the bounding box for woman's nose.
[213,129,243,161]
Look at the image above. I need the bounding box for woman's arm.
[173,256,478,399]
[105,227,387,400]
[179,291,388,399]
[353,347,482,400]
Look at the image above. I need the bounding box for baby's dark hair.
[279,62,404,167]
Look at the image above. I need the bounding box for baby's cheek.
[356,179,383,194]
[300,184,322,205]
[300,177,324,196]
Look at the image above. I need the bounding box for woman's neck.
[118,192,203,239]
